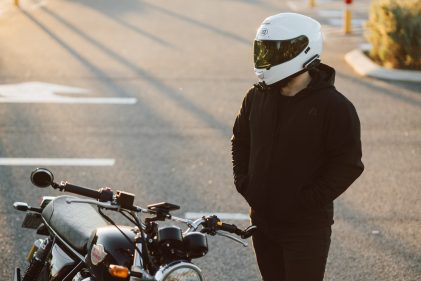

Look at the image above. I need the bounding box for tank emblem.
[91,244,107,265]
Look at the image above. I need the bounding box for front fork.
[130,241,154,281]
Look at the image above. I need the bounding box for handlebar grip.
[217,222,239,234]
[62,183,101,199]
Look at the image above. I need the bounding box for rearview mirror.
[31,168,54,188]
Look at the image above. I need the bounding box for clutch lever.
[215,231,248,247]
[65,198,120,210]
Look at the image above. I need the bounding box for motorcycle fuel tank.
[86,225,137,281]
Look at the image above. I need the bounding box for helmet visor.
[254,35,309,69]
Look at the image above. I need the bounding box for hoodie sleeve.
[299,94,364,209]
[231,88,254,196]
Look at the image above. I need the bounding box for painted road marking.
[0,97,138,104]
[184,212,249,221]
[0,158,115,166]
[317,10,343,17]
[0,82,137,104]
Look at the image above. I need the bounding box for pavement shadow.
[336,70,421,109]
[71,0,250,46]
[19,8,202,144]
[139,1,250,46]
[17,7,221,226]
[65,0,144,18]
[376,79,421,96]
[69,0,175,48]
[20,9,133,98]
[39,6,232,136]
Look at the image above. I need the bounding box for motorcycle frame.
[41,218,87,281]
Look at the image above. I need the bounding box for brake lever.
[215,231,248,247]
[65,198,120,210]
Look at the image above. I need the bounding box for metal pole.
[344,0,353,34]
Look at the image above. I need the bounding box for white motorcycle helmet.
[254,13,323,86]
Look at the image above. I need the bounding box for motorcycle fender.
[50,244,76,279]
[13,268,21,281]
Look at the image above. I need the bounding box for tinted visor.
[254,35,309,69]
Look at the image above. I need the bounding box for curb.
[344,47,421,83]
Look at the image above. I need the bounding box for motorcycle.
[12,168,256,281]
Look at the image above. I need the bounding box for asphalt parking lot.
[0,0,420,280]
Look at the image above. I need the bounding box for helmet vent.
[305,47,311,54]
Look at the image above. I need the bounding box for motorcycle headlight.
[154,262,203,281]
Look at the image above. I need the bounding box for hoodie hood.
[307,63,336,91]
[288,62,336,99]
[254,62,336,95]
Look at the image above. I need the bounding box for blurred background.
[0,0,420,280]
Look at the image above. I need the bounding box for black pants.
[252,226,331,281]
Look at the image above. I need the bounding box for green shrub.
[365,0,421,70]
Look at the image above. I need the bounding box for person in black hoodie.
[231,13,364,281]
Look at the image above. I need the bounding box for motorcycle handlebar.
[200,215,256,239]
[216,221,241,235]
[58,181,102,200]
[55,182,257,239]
[217,222,257,239]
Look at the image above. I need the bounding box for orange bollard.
[344,0,353,34]
[309,0,316,8]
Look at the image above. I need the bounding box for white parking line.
[0,97,138,104]
[184,212,249,221]
[317,10,343,17]
[0,158,115,166]
[0,82,137,104]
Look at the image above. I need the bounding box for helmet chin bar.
[257,75,295,91]
[257,68,307,91]
[257,54,321,91]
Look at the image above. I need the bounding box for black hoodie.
[231,64,364,231]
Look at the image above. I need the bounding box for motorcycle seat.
[42,196,109,254]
